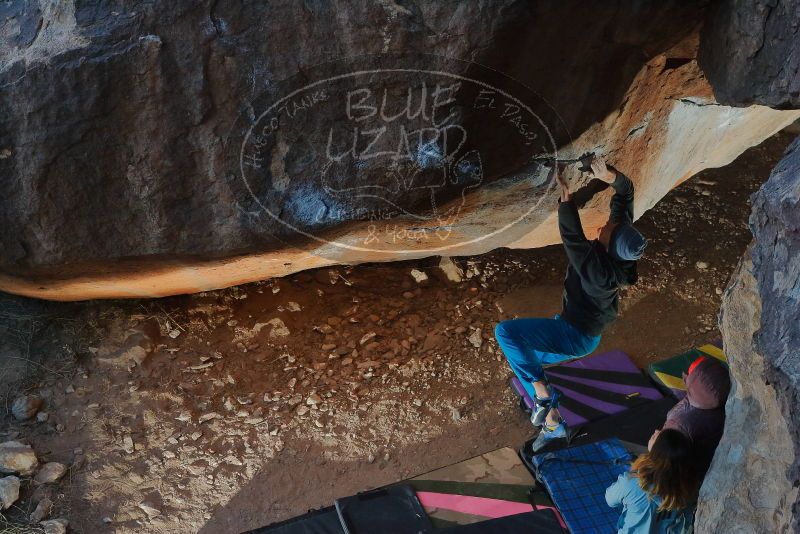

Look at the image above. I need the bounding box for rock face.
[1,2,799,300]
[699,0,800,108]
[697,137,800,532]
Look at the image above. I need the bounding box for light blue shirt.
[605,472,695,533]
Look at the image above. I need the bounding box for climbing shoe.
[530,387,562,427]
[530,420,568,453]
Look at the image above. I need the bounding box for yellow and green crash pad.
[647,342,728,398]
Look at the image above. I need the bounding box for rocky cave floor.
[0,131,794,534]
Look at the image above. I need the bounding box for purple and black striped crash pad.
[511,349,663,427]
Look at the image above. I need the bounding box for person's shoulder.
[664,398,695,434]
[614,471,640,492]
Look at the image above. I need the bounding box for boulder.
[0,2,798,300]
[699,0,800,108]
[0,441,38,475]
[696,137,800,532]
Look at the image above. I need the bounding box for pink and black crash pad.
[647,342,728,398]
[335,485,432,534]
[511,349,663,427]
[529,438,633,534]
[440,509,564,533]
[406,447,565,530]
[242,506,344,534]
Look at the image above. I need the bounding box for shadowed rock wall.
[699,0,800,108]
[698,136,800,533]
[1,1,799,300]
[696,5,800,531]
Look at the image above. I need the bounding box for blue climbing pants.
[495,316,601,400]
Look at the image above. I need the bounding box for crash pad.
[440,509,564,533]
[521,396,677,459]
[513,349,663,428]
[530,438,632,534]
[647,343,728,398]
[407,447,564,529]
[243,506,344,534]
[335,485,432,534]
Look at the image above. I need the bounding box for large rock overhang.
[1,1,798,300]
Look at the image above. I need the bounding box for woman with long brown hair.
[606,428,700,533]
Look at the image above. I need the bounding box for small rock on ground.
[265,318,290,337]
[410,269,428,283]
[139,502,162,518]
[468,329,483,348]
[30,497,53,522]
[0,475,20,510]
[0,441,38,475]
[34,462,68,484]
[11,395,43,421]
[122,435,135,454]
[40,519,69,534]
[438,257,464,282]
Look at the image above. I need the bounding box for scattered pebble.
[263,318,291,338]
[359,332,377,345]
[468,329,483,349]
[410,269,428,283]
[139,502,162,518]
[439,257,464,282]
[199,413,221,424]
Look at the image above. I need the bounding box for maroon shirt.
[663,356,731,474]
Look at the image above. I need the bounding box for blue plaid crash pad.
[530,438,632,534]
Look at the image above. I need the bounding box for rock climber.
[494,155,647,450]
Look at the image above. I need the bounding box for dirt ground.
[0,131,794,534]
